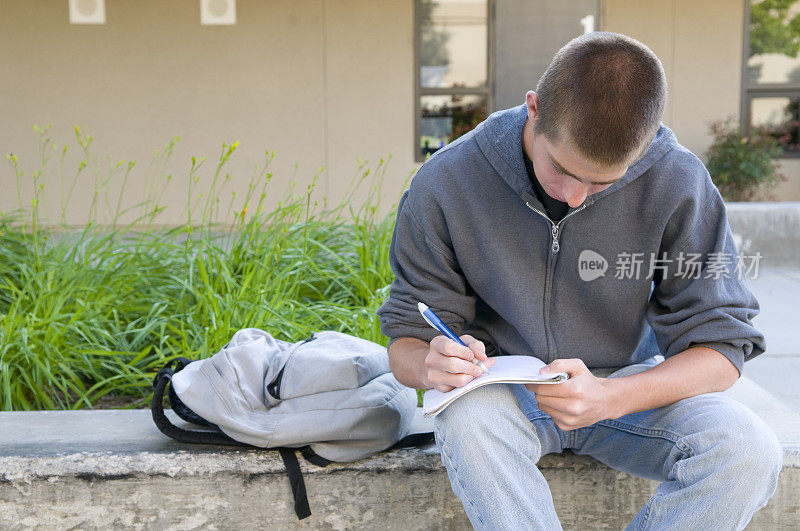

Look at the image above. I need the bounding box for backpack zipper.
[525,202,587,253]
[266,333,318,400]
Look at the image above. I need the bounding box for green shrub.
[0,125,415,410]
[704,117,786,201]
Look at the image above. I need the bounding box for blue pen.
[417,302,491,374]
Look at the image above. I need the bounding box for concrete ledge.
[727,202,800,267]
[2,377,799,529]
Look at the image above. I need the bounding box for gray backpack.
[151,329,432,519]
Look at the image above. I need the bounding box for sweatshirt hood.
[474,104,678,208]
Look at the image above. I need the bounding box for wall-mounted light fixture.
[200,0,236,26]
[68,0,106,25]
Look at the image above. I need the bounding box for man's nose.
[564,181,589,208]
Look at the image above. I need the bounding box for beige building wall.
[771,159,800,200]
[603,0,799,200]
[0,0,415,228]
[3,0,797,230]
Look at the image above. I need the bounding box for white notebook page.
[422,355,568,418]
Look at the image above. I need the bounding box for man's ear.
[526,91,539,124]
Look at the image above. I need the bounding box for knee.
[694,403,783,497]
[433,384,531,444]
[721,412,782,480]
[728,422,783,510]
[433,384,547,470]
[736,422,783,492]
[434,384,517,433]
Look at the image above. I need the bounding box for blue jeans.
[433,368,783,530]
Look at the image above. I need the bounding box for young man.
[377,32,782,529]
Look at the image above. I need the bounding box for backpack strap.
[166,357,220,429]
[298,445,333,466]
[151,362,249,446]
[150,359,318,520]
[391,431,435,449]
[278,448,311,519]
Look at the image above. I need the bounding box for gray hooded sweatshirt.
[377,104,765,374]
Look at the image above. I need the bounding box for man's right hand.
[424,334,496,392]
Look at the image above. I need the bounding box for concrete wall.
[0,0,415,227]
[2,0,797,230]
[1,407,798,529]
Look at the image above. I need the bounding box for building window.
[743,0,800,157]
[415,0,491,162]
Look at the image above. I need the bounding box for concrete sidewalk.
[742,267,800,416]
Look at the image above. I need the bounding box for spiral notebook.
[422,355,569,418]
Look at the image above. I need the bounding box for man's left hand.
[526,358,618,431]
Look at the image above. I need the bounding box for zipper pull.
[551,224,560,253]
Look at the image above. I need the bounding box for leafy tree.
[750,0,800,57]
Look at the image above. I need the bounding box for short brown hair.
[533,32,667,168]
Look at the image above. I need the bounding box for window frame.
[740,0,800,159]
[413,0,495,162]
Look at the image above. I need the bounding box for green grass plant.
[0,125,415,411]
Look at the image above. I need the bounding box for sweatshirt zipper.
[524,202,587,253]
[524,201,587,363]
